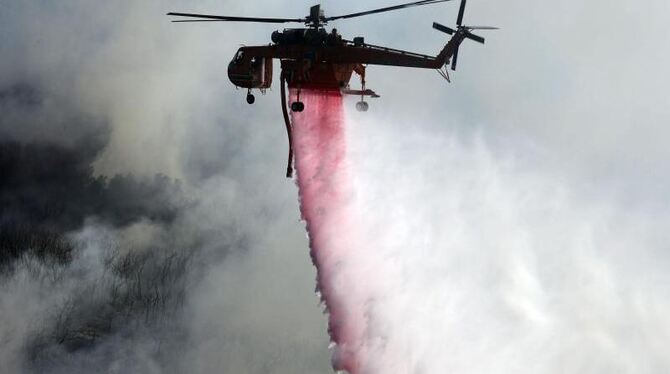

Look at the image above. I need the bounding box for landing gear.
[291,101,305,112]
[291,88,305,112]
[246,92,255,104]
[355,66,369,112]
[356,101,369,112]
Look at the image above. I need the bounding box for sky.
[1,0,669,373]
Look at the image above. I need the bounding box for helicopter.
[168,0,496,177]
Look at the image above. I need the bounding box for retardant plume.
[291,90,377,373]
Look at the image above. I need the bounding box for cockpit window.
[234,50,245,64]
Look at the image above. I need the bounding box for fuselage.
[227,25,456,92]
[227,27,359,91]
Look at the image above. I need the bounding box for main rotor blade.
[172,20,237,23]
[465,32,485,44]
[326,0,451,22]
[167,12,304,24]
[456,0,466,26]
[433,22,456,35]
[451,47,459,70]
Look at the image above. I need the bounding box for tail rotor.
[433,0,497,71]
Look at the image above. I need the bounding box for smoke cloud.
[1,1,331,372]
[342,118,670,372]
[2,0,670,373]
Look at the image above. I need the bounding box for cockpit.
[227,48,273,90]
[233,50,245,64]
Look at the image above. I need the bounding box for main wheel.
[291,102,305,112]
[356,101,369,112]
[246,93,255,104]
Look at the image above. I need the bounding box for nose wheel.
[356,101,369,112]
[246,92,255,104]
[291,101,305,112]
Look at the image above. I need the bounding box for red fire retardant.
[291,89,371,373]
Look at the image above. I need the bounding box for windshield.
[233,50,244,64]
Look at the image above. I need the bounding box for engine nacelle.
[227,49,273,89]
[272,28,333,46]
[272,29,306,45]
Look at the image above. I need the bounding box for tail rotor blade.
[433,21,456,35]
[451,47,459,70]
[465,32,485,44]
[456,0,466,26]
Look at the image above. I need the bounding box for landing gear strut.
[291,88,304,112]
[356,65,369,112]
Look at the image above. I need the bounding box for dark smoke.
[0,83,184,270]
[0,83,42,109]
[0,82,207,372]
[0,142,183,231]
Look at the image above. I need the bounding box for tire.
[291,102,305,112]
[246,94,255,104]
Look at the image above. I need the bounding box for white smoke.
[342,113,670,373]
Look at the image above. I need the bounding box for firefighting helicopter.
[168,0,496,177]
